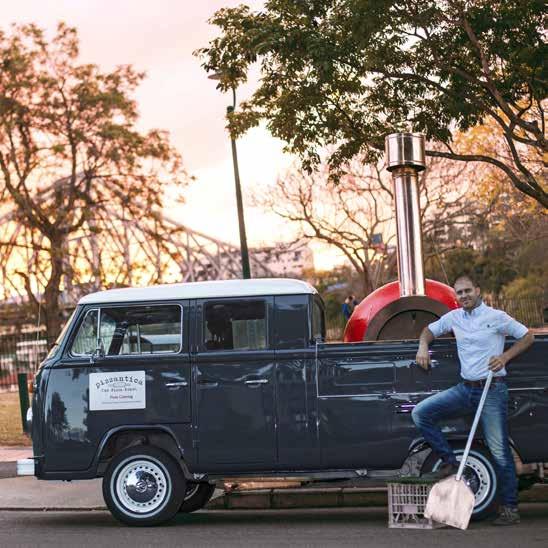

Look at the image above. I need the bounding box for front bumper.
[17,458,35,476]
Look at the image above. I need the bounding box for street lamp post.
[208,74,251,279]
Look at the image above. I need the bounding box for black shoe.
[422,462,459,481]
[492,506,520,526]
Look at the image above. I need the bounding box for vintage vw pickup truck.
[20,279,548,526]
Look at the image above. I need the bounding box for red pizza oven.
[344,279,458,341]
[344,133,460,342]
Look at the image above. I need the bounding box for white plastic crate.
[387,481,445,529]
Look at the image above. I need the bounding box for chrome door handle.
[198,379,218,388]
[165,381,188,388]
[244,379,269,385]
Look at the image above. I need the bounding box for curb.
[206,487,389,511]
[206,483,548,510]
[0,462,16,479]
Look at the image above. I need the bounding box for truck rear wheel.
[178,482,216,513]
[422,444,498,521]
[103,446,185,526]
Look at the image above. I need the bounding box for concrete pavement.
[2,506,548,548]
[0,447,31,461]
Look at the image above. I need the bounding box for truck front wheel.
[103,446,185,526]
[422,444,498,521]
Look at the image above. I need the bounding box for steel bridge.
[0,176,275,306]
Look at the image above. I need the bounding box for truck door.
[192,297,276,471]
[43,303,191,472]
[273,295,319,469]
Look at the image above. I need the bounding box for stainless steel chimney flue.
[385,133,426,297]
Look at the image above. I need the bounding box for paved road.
[1,505,547,547]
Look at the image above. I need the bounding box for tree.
[0,23,187,336]
[424,179,547,294]
[197,0,547,206]
[257,151,476,294]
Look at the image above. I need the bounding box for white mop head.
[424,475,476,530]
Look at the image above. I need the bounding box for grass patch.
[0,391,31,446]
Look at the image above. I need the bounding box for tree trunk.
[43,235,65,340]
[361,267,374,297]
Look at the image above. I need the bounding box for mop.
[424,371,494,529]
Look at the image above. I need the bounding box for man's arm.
[416,327,435,370]
[489,331,535,372]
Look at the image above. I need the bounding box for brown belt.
[463,377,505,388]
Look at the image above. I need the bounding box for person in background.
[342,295,354,320]
[412,273,535,526]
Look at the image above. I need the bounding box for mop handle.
[455,370,494,481]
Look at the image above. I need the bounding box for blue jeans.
[411,381,517,507]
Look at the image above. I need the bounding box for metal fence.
[0,331,54,391]
[483,297,545,328]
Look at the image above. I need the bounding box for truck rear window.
[204,300,266,351]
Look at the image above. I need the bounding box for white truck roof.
[78,278,317,305]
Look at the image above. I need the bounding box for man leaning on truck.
[412,273,535,526]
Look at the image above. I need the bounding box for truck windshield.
[45,309,77,360]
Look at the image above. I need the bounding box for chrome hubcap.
[433,452,494,512]
[114,459,170,514]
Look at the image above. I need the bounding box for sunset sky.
[3,1,347,270]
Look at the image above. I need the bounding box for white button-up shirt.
[428,301,528,381]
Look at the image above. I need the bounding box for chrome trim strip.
[318,387,546,399]
[318,390,441,399]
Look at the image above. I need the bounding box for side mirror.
[90,338,105,364]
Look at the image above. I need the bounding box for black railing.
[484,297,545,328]
[0,331,55,391]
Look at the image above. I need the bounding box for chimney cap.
[385,133,426,172]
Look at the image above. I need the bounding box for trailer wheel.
[103,446,185,526]
[178,482,216,513]
[422,444,498,521]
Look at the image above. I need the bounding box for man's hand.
[489,355,507,372]
[416,346,431,370]
[416,327,435,371]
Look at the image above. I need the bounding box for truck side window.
[70,309,98,355]
[204,300,266,351]
[99,305,182,355]
[312,298,325,342]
